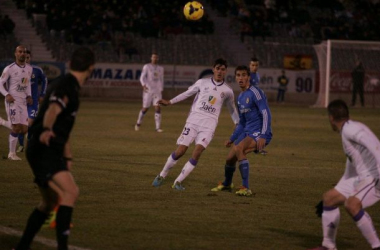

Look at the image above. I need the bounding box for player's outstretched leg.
[8,132,21,160]
[211,164,235,192]
[172,158,197,191]
[135,109,147,131]
[152,152,180,187]
[155,111,163,132]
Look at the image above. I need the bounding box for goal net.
[313,40,380,108]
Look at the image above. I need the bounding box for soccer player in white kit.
[135,53,164,132]
[152,58,239,190]
[0,45,33,160]
[309,100,380,250]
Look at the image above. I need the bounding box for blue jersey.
[230,86,272,142]
[30,64,47,102]
[250,72,260,87]
[27,65,47,118]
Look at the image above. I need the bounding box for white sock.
[356,211,380,248]
[321,207,340,249]
[9,133,18,154]
[155,113,161,130]
[174,160,196,184]
[136,110,145,125]
[159,153,178,178]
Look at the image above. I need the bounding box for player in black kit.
[14,47,95,250]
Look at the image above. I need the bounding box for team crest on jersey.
[246,97,250,104]
[32,74,35,79]
[220,92,225,98]
[21,78,29,84]
[208,96,216,105]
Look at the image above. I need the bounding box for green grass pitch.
[0,100,379,249]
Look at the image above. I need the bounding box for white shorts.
[335,176,380,208]
[176,123,214,148]
[5,100,28,126]
[142,91,162,108]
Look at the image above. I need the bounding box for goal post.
[313,39,380,108]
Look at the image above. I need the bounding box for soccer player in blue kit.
[17,50,47,152]
[211,65,272,196]
[249,57,260,87]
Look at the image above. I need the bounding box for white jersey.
[170,77,239,132]
[0,62,32,104]
[139,63,164,93]
[340,120,380,180]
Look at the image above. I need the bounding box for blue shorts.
[234,131,271,146]
[27,102,39,119]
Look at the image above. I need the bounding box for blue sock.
[223,164,235,186]
[18,133,25,146]
[238,159,249,188]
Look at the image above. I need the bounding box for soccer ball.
[183,1,204,21]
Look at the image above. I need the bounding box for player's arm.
[225,92,239,125]
[40,89,69,146]
[39,68,48,103]
[256,97,271,152]
[0,67,14,102]
[353,129,380,178]
[139,65,148,90]
[26,73,33,105]
[229,111,245,145]
[159,67,164,92]
[164,81,200,105]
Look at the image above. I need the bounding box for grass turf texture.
[0,100,379,250]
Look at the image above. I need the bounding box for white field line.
[0,225,91,250]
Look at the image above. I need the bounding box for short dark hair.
[251,57,259,62]
[213,58,227,68]
[70,47,95,72]
[328,99,349,121]
[235,65,250,75]
[26,50,31,55]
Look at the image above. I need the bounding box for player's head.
[151,53,159,64]
[235,65,250,90]
[212,58,227,82]
[14,45,27,64]
[250,57,259,73]
[327,99,349,132]
[70,47,95,72]
[25,50,31,64]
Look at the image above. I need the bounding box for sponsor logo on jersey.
[208,96,216,105]
[201,101,216,113]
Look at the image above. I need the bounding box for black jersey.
[30,73,80,147]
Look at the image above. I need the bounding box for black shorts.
[26,138,68,188]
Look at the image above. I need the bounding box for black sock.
[56,205,73,250]
[16,208,48,250]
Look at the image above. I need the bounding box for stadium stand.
[1,0,380,69]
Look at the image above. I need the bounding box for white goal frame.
[313,39,380,108]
